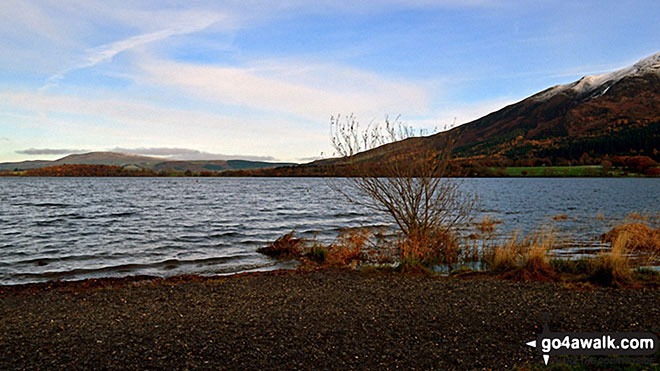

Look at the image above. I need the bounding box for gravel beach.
[1,269,659,370]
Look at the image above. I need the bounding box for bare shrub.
[329,114,475,267]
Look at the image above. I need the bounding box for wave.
[26,202,71,208]
[11,254,253,281]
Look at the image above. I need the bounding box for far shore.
[1,269,659,370]
[1,163,659,177]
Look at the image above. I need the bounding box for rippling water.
[1,177,658,284]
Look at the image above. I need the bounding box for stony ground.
[1,269,659,370]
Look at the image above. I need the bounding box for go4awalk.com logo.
[526,318,658,365]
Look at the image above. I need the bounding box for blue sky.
[1,0,659,162]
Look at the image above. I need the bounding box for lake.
[1,177,658,284]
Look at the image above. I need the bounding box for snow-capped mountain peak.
[534,51,660,101]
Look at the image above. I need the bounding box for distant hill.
[0,152,295,173]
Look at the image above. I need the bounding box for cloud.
[1,91,241,130]
[0,90,330,162]
[16,148,88,155]
[297,155,324,162]
[0,0,74,44]
[139,58,429,121]
[13,146,280,162]
[41,12,224,90]
[110,147,277,162]
[0,137,9,142]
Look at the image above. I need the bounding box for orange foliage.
[399,231,459,267]
[257,231,304,258]
[601,223,660,251]
[326,229,370,266]
[612,156,658,173]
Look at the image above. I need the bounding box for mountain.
[0,152,294,172]
[311,51,660,170]
[442,51,660,163]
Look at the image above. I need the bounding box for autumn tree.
[329,114,475,267]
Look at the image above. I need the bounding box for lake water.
[1,177,658,284]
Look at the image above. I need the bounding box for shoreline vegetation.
[0,156,659,177]
[256,214,660,289]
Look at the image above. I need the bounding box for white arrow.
[526,340,550,365]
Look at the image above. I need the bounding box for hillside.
[441,52,660,164]
[0,152,294,173]
[303,51,660,172]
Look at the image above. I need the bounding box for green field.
[488,165,655,177]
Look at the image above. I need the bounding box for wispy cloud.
[139,58,429,120]
[41,14,224,90]
[110,147,277,162]
[16,148,88,155]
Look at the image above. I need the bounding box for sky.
[1,0,659,163]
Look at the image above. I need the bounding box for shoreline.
[2,174,660,178]
[1,268,659,369]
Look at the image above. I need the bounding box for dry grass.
[485,228,556,281]
[518,229,556,280]
[258,220,654,287]
[398,230,459,268]
[487,232,523,272]
[591,231,632,286]
[601,223,660,251]
[326,229,370,266]
[465,215,502,266]
[474,215,501,234]
[626,211,648,221]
